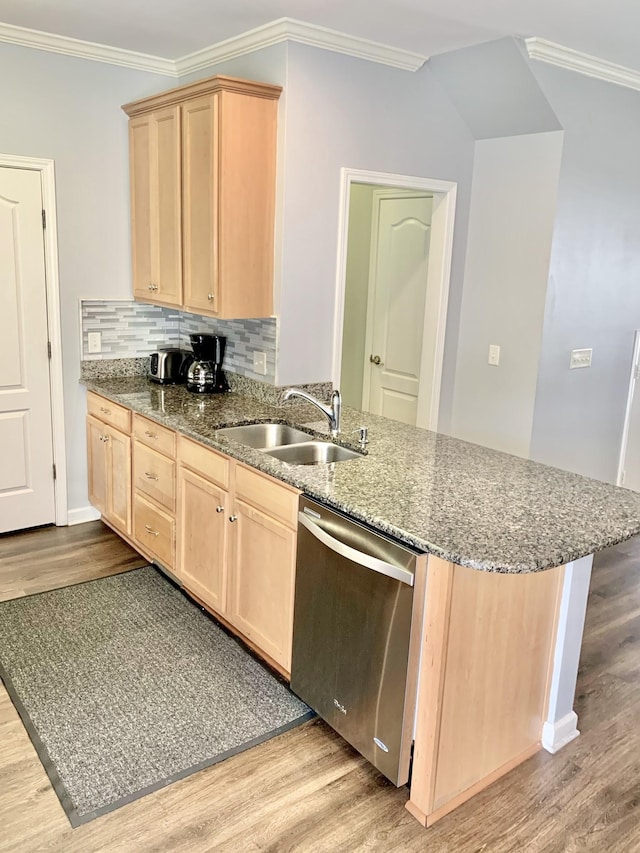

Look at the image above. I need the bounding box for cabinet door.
[106,426,131,537]
[129,107,182,307]
[177,467,229,614]
[153,106,182,307]
[228,499,296,672]
[182,93,219,316]
[87,415,108,516]
[129,114,154,301]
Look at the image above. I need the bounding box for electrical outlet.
[87,332,101,354]
[253,351,267,376]
[488,344,500,366]
[570,348,592,369]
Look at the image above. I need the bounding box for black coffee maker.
[186,334,230,394]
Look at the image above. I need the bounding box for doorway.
[333,169,457,430]
[0,155,66,530]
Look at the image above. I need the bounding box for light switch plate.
[488,344,500,366]
[570,348,592,369]
[253,351,267,376]
[87,331,101,354]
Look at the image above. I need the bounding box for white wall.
[0,42,171,512]
[451,131,563,457]
[340,183,375,408]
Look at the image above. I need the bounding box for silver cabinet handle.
[216,505,224,513]
[298,512,414,587]
[144,524,159,536]
[229,514,238,522]
[369,355,382,365]
[144,430,159,440]
[207,292,214,301]
[144,472,158,480]
[102,435,110,443]
[148,283,158,292]
[100,406,111,414]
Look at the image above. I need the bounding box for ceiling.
[0,0,638,72]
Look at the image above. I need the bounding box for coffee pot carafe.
[186,334,230,394]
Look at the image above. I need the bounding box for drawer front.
[133,441,176,511]
[178,435,230,489]
[235,464,299,529]
[87,391,131,434]
[133,414,176,458]
[133,494,175,569]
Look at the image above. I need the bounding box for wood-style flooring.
[1,521,640,852]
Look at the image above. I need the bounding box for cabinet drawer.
[133,441,176,511]
[133,414,176,458]
[133,494,175,569]
[87,391,131,434]
[235,464,299,529]
[178,435,230,489]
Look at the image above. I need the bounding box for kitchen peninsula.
[82,375,640,827]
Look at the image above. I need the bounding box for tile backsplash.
[80,300,277,383]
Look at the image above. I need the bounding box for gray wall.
[529,63,640,482]
[276,42,476,437]
[0,42,170,513]
[451,131,564,457]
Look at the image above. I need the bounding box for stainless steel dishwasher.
[290,496,422,787]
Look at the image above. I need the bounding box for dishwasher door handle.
[298,512,414,586]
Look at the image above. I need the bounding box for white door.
[0,167,55,533]
[362,193,433,425]
[618,330,640,491]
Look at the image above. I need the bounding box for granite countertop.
[82,376,640,574]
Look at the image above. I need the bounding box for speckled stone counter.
[82,376,640,574]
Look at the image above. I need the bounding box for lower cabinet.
[176,436,299,674]
[87,394,300,676]
[87,412,131,537]
[228,498,297,672]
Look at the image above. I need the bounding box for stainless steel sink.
[216,422,311,449]
[264,441,362,465]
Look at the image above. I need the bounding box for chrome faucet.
[282,388,342,437]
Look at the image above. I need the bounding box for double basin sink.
[216,423,362,465]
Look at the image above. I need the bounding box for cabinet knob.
[229,514,238,523]
[216,505,224,513]
[369,354,382,365]
[207,292,214,301]
[144,524,159,537]
[100,407,111,414]
[144,430,158,440]
[144,472,159,480]
[102,435,110,443]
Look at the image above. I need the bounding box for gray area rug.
[0,566,312,826]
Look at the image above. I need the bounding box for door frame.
[0,154,67,525]
[616,328,640,486]
[361,188,433,416]
[332,168,457,431]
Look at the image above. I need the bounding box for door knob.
[370,355,382,365]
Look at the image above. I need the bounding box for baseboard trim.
[66,506,102,526]
[542,712,580,754]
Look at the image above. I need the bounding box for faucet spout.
[282,388,342,437]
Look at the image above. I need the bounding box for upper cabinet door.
[153,106,182,307]
[129,115,154,302]
[124,75,281,319]
[129,106,182,307]
[182,94,219,317]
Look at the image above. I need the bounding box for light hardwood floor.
[1,522,640,852]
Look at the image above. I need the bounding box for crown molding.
[176,18,428,75]
[526,37,640,94]
[0,21,176,75]
[0,17,427,77]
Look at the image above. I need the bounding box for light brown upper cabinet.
[123,76,282,319]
